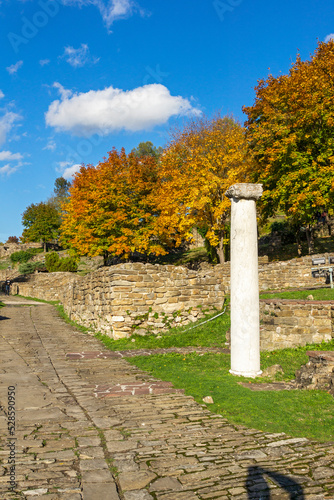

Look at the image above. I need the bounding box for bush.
[10,250,34,264]
[57,256,78,272]
[45,252,60,271]
[18,261,45,275]
[45,252,78,272]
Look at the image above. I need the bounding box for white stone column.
[225,183,263,377]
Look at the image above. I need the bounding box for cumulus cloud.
[0,90,4,99]
[55,161,82,179]
[0,151,23,161]
[40,59,51,66]
[0,111,22,146]
[63,163,82,179]
[325,34,334,43]
[62,0,141,28]
[0,150,25,176]
[61,44,99,67]
[45,83,201,136]
[6,60,23,74]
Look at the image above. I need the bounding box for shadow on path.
[247,466,304,499]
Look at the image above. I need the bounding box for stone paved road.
[0,297,334,499]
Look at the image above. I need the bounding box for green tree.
[49,177,71,212]
[22,202,61,252]
[131,141,163,159]
[243,40,334,254]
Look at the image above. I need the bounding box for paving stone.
[0,297,334,499]
[118,471,157,491]
[82,482,119,499]
[123,490,154,500]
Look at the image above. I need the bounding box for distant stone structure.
[0,242,42,259]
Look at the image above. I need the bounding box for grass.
[0,258,10,270]
[128,350,334,442]
[95,307,229,351]
[260,287,334,300]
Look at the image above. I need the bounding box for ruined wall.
[259,299,334,350]
[10,253,333,341]
[13,263,226,339]
[0,242,42,259]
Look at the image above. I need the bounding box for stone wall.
[259,299,334,350]
[212,253,332,291]
[9,253,334,341]
[0,242,42,259]
[11,273,78,303]
[13,263,226,339]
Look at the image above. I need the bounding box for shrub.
[45,252,60,271]
[57,256,78,272]
[10,250,34,264]
[18,261,45,275]
[45,252,78,272]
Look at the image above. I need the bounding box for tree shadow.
[246,466,305,499]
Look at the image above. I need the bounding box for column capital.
[225,183,263,201]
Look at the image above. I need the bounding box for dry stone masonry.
[9,253,334,345]
[259,299,334,350]
[13,263,226,339]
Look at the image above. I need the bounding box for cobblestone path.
[0,297,334,499]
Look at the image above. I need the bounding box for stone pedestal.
[225,183,263,377]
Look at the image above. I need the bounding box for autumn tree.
[243,40,334,254]
[154,116,252,263]
[60,149,165,263]
[22,202,61,252]
[6,236,19,244]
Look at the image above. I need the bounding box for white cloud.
[0,164,17,175]
[0,148,26,176]
[0,90,4,99]
[325,34,334,43]
[0,151,23,161]
[43,139,57,152]
[62,44,99,67]
[63,163,82,179]
[55,160,81,179]
[0,112,22,146]
[45,83,201,136]
[62,0,140,28]
[52,82,73,100]
[6,60,23,75]
[40,59,51,66]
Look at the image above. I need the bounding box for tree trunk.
[103,251,109,266]
[295,230,302,257]
[305,225,314,254]
[216,237,225,264]
[43,241,47,252]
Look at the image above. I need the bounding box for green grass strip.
[128,351,334,442]
[260,287,334,300]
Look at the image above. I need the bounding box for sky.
[0,0,333,241]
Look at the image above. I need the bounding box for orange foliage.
[60,148,164,261]
[154,116,252,262]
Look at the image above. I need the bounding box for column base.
[229,369,262,378]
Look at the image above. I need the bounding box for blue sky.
[0,0,333,241]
